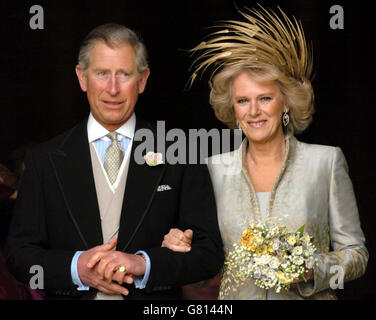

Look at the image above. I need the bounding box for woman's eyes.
[260,96,272,102]
[236,97,272,104]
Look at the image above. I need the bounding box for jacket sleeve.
[142,163,224,293]
[6,149,77,294]
[298,147,368,296]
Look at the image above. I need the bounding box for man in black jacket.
[6,23,224,300]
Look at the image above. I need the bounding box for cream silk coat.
[207,135,368,300]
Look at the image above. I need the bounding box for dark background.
[0,0,374,299]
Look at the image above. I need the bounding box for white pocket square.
[157,185,172,192]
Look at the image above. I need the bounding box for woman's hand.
[292,268,314,284]
[161,228,193,253]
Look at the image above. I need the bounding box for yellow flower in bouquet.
[276,271,290,285]
[240,227,264,252]
[223,222,317,294]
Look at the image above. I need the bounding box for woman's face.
[232,72,287,145]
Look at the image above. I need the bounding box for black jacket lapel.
[48,120,103,249]
[117,117,166,252]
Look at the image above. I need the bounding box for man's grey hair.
[78,23,149,74]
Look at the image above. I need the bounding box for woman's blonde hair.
[189,5,314,135]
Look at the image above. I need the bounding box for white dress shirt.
[87,112,135,192]
[71,113,151,292]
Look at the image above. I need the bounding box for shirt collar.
[87,112,136,143]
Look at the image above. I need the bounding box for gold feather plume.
[189,4,313,87]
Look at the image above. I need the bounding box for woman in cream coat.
[162,6,368,299]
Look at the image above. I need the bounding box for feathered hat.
[189,4,313,87]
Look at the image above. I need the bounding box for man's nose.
[106,75,120,95]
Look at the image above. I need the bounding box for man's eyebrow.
[92,67,134,74]
[92,68,109,72]
[116,68,133,74]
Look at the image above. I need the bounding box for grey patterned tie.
[103,132,124,185]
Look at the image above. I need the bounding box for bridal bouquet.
[224,223,317,293]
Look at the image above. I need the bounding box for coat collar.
[237,134,296,222]
[48,119,102,249]
[117,117,167,251]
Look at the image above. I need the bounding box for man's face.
[76,42,150,131]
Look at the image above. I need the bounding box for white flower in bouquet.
[286,234,297,246]
[292,256,304,266]
[292,246,303,256]
[301,232,311,244]
[269,257,280,269]
[267,268,276,279]
[259,255,271,265]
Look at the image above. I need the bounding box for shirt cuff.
[133,250,151,289]
[71,251,90,291]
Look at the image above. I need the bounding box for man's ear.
[138,68,150,94]
[75,64,87,92]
